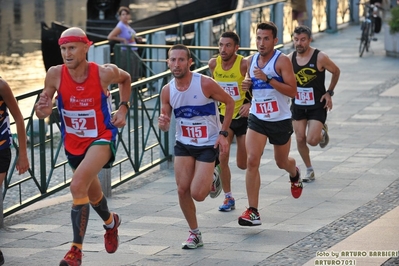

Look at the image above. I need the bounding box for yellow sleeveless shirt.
[213,55,246,118]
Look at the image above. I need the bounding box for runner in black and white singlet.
[237,22,302,227]
[288,25,340,182]
[158,44,235,249]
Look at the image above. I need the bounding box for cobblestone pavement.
[1,24,399,266]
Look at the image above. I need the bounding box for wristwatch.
[119,101,130,109]
[326,90,334,97]
[266,74,273,84]
[219,130,228,137]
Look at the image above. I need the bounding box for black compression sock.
[289,169,299,182]
[90,194,111,222]
[71,202,90,245]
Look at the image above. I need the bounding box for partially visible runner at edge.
[0,76,30,266]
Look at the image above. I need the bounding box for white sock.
[190,228,200,235]
[225,192,232,198]
[105,217,115,229]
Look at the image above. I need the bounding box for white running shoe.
[303,170,315,182]
[182,231,203,249]
[210,165,222,198]
[319,124,329,148]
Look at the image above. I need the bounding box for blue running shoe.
[219,196,235,212]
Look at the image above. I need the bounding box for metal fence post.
[351,0,360,24]
[274,3,285,44]
[161,114,175,170]
[99,169,112,198]
[150,31,167,91]
[38,119,47,193]
[327,0,338,32]
[305,0,313,30]
[237,10,252,56]
[88,45,111,64]
[114,44,121,68]
[196,20,213,64]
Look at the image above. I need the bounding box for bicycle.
[357,2,383,57]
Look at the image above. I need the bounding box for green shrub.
[389,6,399,34]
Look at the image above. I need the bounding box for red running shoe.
[59,246,82,266]
[290,167,303,199]
[238,207,261,226]
[104,213,121,253]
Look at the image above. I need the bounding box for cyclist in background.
[369,0,386,30]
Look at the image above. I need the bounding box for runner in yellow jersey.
[208,31,250,212]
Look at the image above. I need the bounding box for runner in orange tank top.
[35,27,131,266]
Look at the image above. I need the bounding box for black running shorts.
[291,107,327,124]
[248,114,293,145]
[0,148,12,173]
[174,141,218,163]
[220,115,248,137]
[65,142,116,170]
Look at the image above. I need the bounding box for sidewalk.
[1,24,399,266]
